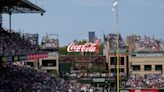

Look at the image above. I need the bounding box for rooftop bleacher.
[0,28,39,56]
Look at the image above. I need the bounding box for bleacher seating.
[0,28,39,56]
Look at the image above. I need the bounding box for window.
[27,62,34,67]
[155,65,162,71]
[120,57,124,65]
[110,68,116,73]
[120,68,124,73]
[42,60,56,67]
[93,60,103,66]
[110,57,116,65]
[132,65,140,71]
[80,66,85,70]
[144,65,152,71]
[110,57,124,65]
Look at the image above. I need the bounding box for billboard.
[67,40,99,52]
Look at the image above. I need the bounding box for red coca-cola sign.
[67,42,99,52]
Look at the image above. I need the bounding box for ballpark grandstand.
[0,0,70,92]
[1,0,164,92]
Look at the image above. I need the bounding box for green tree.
[59,46,67,55]
[99,42,104,55]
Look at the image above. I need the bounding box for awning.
[0,0,45,14]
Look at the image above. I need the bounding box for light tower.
[113,0,120,92]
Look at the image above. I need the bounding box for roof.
[0,0,45,14]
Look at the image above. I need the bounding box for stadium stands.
[125,73,164,88]
[0,63,69,92]
[0,63,100,92]
[104,33,126,49]
[0,28,39,56]
[135,36,163,51]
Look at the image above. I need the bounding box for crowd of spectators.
[0,63,81,92]
[0,63,104,92]
[135,36,163,51]
[3,62,164,91]
[104,33,126,49]
[0,28,39,56]
[125,73,164,88]
[104,34,164,51]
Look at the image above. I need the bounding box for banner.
[131,89,158,92]
[18,55,28,61]
[120,90,130,92]
[27,53,48,60]
[0,53,48,62]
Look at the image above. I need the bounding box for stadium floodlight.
[113,1,118,7]
[112,1,118,12]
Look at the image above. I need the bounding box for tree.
[59,46,67,55]
[99,42,104,55]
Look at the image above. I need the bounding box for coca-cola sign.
[67,42,99,52]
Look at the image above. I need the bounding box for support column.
[9,12,12,32]
[0,13,2,29]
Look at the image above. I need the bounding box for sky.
[2,0,164,46]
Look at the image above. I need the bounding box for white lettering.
[67,43,98,52]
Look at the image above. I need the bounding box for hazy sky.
[2,0,164,46]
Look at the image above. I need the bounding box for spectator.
[135,36,162,51]
[124,73,164,88]
[0,28,39,56]
[104,33,126,49]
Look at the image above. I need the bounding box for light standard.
[113,0,120,92]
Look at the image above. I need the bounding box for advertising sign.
[18,55,28,61]
[120,90,130,92]
[92,78,105,82]
[27,53,48,60]
[135,53,164,57]
[0,53,48,62]
[131,89,158,92]
[67,40,99,52]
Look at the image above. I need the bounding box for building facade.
[107,50,129,76]
[88,31,95,43]
[129,52,164,76]
[103,33,129,76]
[39,52,59,74]
[59,55,106,73]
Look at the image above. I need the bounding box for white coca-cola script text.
[67,43,97,52]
